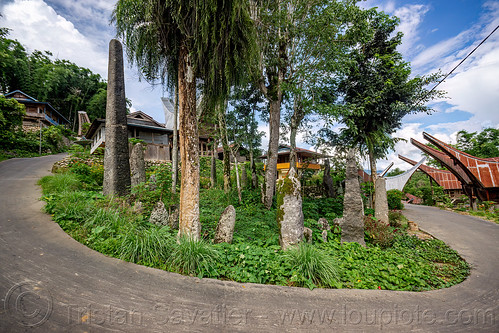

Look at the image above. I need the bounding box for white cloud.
[1,0,108,76]
[393,4,429,57]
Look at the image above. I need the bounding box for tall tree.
[253,0,289,209]
[113,0,257,239]
[319,10,443,185]
[228,84,265,189]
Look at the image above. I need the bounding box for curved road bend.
[0,154,498,332]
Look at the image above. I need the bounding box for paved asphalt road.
[0,154,498,332]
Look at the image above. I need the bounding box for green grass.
[168,235,220,277]
[284,242,339,289]
[39,172,470,291]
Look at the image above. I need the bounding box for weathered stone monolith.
[148,174,157,191]
[341,149,366,246]
[375,177,389,225]
[276,168,304,250]
[130,143,146,188]
[323,159,335,198]
[214,205,236,244]
[318,217,330,231]
[304,227,313,243]
[321,230,328,242]
[168,205,179,229]
[103,39,131,196]
[149,201,169,226]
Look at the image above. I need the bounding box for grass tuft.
[285,242,339,289]
[169,235,219,277]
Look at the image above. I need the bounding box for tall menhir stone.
[341,149,366,246]
[375,177,389,225]
[103,39,131,196]
[276,168,304,250]
[130,143,146,188]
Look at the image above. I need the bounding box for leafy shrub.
[302,196,343,221]
[387,189,405,210]
[388,210,407,228]
[69,162,104,188]
[285,242,339,289]
[364,215,395,248]
[168,236,219,277]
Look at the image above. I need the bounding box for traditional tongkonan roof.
[398,154,462,190]
[423,132,499,189]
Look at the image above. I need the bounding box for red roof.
[399,155,462,190]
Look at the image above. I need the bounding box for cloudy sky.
[1,0,498,171]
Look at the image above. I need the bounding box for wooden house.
[260,144,325,179]
[86,111,172,160]
[4,90,69,130]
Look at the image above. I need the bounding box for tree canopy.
[0,29,107,124]
[317,10,444,179]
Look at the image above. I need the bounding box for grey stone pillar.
[276,169,304,250]
[130,143,146,188]
[375,177,389,225]
[341,149,366,246]
[103,39,131,196]
[214,205,236,244]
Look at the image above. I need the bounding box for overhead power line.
[426,24,499,96]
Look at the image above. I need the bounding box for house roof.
[260,144,326,159]
[84,112,172,139]
[5,90,70,125]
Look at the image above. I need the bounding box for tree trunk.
[210,135,217,188]
[171,85,179,193]
[250,148,258,189]
[263,99,281,208]
[367,138,376,209]
[178,44,200,240]
[232,151,242,203]
[289,95,304,175]
[218,101,231,193]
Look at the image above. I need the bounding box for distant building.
[4,90,69,130]
[86,111,172,160]
[260,144,325,179]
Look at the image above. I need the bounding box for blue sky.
[1,0,498,170]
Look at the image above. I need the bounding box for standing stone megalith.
[276,168,304,250]
[214,205,236,244]
[103,39,131,196]
[130,143,146,188]
[341,149,366,246]
[149,201,169,226]
[375,177,389,225]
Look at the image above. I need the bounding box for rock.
[341,149,366,246]
[168,205,179,229]
[130,143,146,188]
[333,217,344,227]
[303,227,313,243]
[276,169,304,250]
[318,217,330,231]
[214,205,236,244]
[148,174,157,191]
[408,221,419,231]
[374,177,389,225]
[322,230,328,242]
[133,201,144,214]
[323,159,335,198]
[149,201,169,226]
[103,39,131,196]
